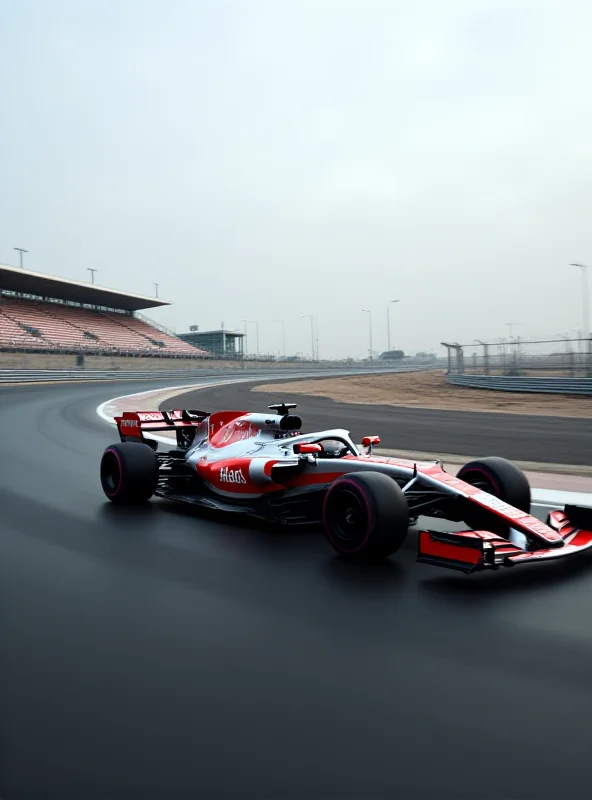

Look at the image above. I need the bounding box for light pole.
[14,247,28,269]
[274,319,286,358]
[362,309,373,361]
[315,316,320,362]
[570,263,590,343]
[505,321,519,340]
[301,314,315,360]
[240,319,248,356]
[154,283,159,298]
[387,299,400,352]
[87,268,97,284]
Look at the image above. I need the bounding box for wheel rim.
[101,453,121,496]
[329,489,367,545]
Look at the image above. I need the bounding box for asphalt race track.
[169,379,592,465]
[2,378,592,799]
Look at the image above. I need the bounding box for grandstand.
[0,264,207,358]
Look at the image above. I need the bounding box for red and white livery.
[99,402,592,571]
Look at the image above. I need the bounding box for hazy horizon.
[1,0,591,359]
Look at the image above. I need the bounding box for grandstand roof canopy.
[0,264,170,311]
[182,329,244,337]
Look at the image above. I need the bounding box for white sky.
[1,0,591,359]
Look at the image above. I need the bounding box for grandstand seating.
[0,296,207,356]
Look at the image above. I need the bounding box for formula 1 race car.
[100,403,592,572]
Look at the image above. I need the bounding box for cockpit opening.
[306,437,358,458]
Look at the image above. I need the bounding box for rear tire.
[322,472,409,563]
[100,442,158,505]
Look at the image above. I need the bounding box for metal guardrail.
[447,373,592,395]
[0,370,274,383]
[0,364,433,384]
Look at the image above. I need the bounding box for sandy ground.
[254,370,592,418]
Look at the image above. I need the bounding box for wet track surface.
[2,379,592,798]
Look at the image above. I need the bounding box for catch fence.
[442,336,592,378]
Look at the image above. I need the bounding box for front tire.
[457,456,531,536]
[457,456,531,512]
[100,442,158,505]
[322,472,409,563]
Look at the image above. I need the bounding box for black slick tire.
[457,456,531,535]
[322,472,409,563]
[457,456,531,512]
[100,442,158,505]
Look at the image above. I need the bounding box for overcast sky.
[1,0,591,358]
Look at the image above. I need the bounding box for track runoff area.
[97,379,592,515]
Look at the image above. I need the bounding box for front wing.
[418,506,592,573]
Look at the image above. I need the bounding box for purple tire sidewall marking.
[459,466,501,497]
[103,448,123,496]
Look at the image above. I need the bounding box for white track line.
[532,489,592,508]
[97,380,592,511]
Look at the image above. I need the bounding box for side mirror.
[294,443,322,454]
[362,435,380,455]
[362,436,380,447]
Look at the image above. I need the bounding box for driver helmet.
[321,439,345,457]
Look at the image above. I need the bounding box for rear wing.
[115,409,210,449]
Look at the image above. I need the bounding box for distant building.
[178,325,245,358]
[379,349,405,361]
